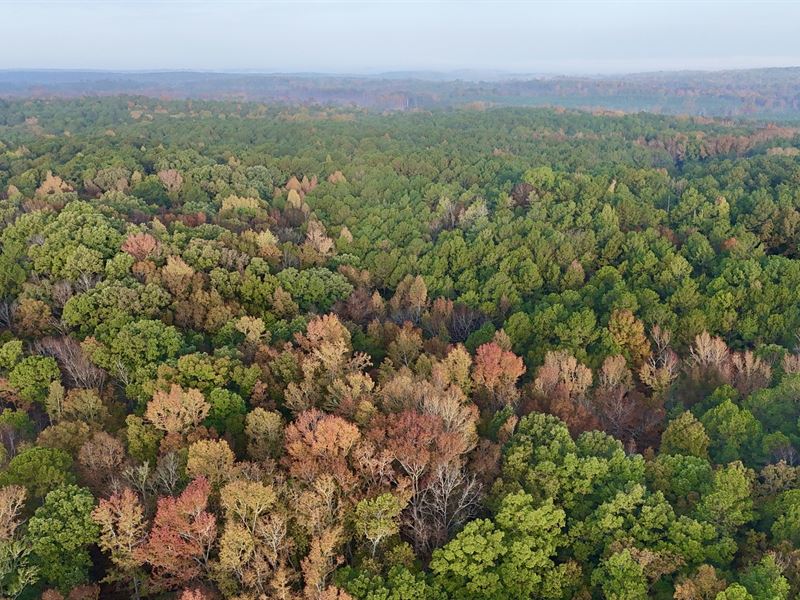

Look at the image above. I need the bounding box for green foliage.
[276,267,353,311]
[0,447,74,499]
[3,96,800,599]
[738,555,790,600]
[206,388,247,436]
[337,565,438,600]
[8,356,60,404]
[660,411,710,459]
[695,462,754,534]
[431,492,572,600]
[354,493,406,557]
[590,549,648,600]
[0,540,39,600]
[26,485,99,592]
[701,401,763,465]
[770,488,800,546]
[0,340,23,370]
[131,175,170,206]
[715,584,755,600]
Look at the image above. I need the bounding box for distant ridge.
[1,67,799,117]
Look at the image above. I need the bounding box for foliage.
[1,97,800,598]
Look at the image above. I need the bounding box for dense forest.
[3,67,800,117]
[1,96,800,599]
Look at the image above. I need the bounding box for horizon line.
[2,64,800,79]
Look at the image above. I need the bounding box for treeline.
[0,98,799,599]
[4,67,800,116]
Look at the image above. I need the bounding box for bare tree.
[150,451,184,497]
[0,300,12,330]
[417,463,482,552]
[34,336,107,389]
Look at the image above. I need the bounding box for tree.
[0,537,39,600]
[8,356,61,405]
[687,332,732,399]
[63,388,110,425]
[430,492,571,600]
[354,493,406,557]
[407,275,428,320]
[92,489,147,598]
[738,555,790,600]
[285,409,362,491]
[36,421,92,457]
[124,415,162,464]
[387,322,423,368]
[593,354,662,447]
[82,319,182,391]
[276,268,353,312]
[161,255,196,297]
[608,309,651,366]
[26,485,99,592]
[661,411,711,459]
[771,489,800,546]
[701,400,762,464]
[0,485,26,541]
[301,525,345,600]
[34,336,106,390]
[673,565,727,600]
[730,351,772,397]
[590,549,648,600]
[429,518,505,599]
[157,169,183,194]
[145,384,210,436]
[0,485,36,599]
[695,462,754,534]
[337,565,433,600]
[0,447,75,499]
[186,439,236,488]
[137,477,216,591]
[245,408,284,460]
[0,408,34,459]
[646,453,712,510]
[77,432,125,494]
[217,479,289,596]
[121,232,159,261]
[368,410,467,553]
[471,342,525,409]
[715,584,755,600]
[206,388,246,436]
[131,176,170,206]
[13,297,52,337]
[0,340,23,371]
[531,349,597,434]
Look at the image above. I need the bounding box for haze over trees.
[1,94,800,599]
[3,67,800,117]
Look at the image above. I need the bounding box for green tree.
[0,447,74,499]
[431,492,571,600]
[206,388,247,437]
[590,549,648,600]
[8,356,60,405]
[354,493,407,558]
[701,400,763,464]
[26,485,99,592]
[661,411,711,459]
[715,584,754,600]
[738,555,790,600]
[695,462,754,534]
[770,489,800,546]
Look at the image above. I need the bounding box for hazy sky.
[2,0,799,74]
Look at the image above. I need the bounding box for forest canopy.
[1,96,800,599]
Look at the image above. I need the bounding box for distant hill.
[1,67,799,117]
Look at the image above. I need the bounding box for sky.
[1,0,799,75]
